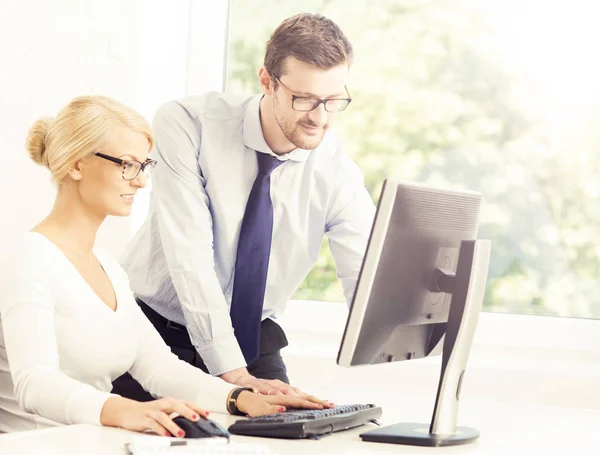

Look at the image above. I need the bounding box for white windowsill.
[279,299,600,356]
[278,300,600,411]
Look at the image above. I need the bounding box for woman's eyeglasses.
[94,153,157,181]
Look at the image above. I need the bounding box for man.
[112,13,375,400]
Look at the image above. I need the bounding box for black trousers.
[111,299,290,402]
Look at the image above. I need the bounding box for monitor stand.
[360,239,491,447]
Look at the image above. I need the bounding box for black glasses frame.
[94,152,157,181]
[272,75,352,113]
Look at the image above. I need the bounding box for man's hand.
[219,367,304,396]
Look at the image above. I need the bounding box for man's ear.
[67,160,83,181]
[258,66,274,96]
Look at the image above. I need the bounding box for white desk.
[1,400,599,454]
[2,305,600,454]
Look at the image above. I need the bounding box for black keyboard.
[228,404,382,439]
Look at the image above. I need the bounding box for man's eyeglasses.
[94,152,157,181]
[273,76,352,113]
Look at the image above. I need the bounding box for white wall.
[0,0,227,259]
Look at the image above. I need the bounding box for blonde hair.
[25,96,153,183]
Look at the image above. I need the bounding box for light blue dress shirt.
[122,92,375,375]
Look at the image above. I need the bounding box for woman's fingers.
[265,394,328,410]
[299,394,334,407]
[247,399,286,417]
[298,393,333,407]
[151,411,185,438]
[153,398,209,422]
[246,395,335,417]
[143,415,170,437]
[182,401,210,419]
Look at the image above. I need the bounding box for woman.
[0,95,329,436]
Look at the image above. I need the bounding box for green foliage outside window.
[227,0,600,318]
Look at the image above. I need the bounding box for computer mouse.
[172,415,231,439]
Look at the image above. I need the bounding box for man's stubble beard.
[273,97,328,151]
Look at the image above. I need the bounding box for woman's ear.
[67,160,84,181]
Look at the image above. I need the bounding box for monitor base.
[360,422,479,447]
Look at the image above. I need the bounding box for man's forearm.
[219,367,253,385]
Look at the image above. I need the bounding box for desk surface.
[1,333,599,454]
[1,399,599,454]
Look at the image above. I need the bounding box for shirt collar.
[243,94,313,162]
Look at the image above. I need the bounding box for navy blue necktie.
[230,151,284,364]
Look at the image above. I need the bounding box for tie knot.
[256,151,283,175]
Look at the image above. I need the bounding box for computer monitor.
[337,179,491,447]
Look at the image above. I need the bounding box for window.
[226,0,600,318]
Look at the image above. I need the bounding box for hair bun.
[25,117,53,167]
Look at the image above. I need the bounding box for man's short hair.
[264,13,353,79]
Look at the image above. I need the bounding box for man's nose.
[307,102,328,126]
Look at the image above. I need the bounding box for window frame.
[194,1,600,350]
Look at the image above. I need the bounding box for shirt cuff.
[195,334,247,376]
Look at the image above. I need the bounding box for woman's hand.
[100,396,208,437]
[235,390,334,417]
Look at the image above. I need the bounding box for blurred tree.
[227,0,600,318]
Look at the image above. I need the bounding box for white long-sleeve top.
[0,232,235,433]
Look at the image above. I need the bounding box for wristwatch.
[227,387,257,416]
